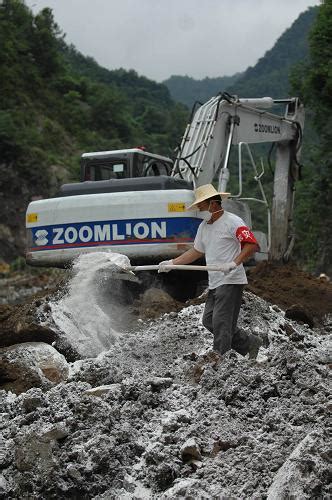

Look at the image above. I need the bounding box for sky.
[25,0,320,82]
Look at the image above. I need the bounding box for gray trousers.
[202,284,250,355]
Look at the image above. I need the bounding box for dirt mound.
[246,261,332,324]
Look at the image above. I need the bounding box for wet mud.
[246,261,332,325]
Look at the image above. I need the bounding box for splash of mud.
[50,252,131,357]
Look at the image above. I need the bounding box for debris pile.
[1,286,330,498]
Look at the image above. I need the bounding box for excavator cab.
[58,148,185,197]
[80,149,173,181]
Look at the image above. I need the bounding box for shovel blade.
[96,264,141,283]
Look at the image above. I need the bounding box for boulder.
[0,300,57,348]
[285,304,314,328]
[0,297,79,361]
[0,342,69,394]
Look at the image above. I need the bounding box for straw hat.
[187,184,230,210]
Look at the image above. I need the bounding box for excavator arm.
[172,94,305,260]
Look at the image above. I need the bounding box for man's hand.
[219,261,237,273]
[158,259,173,273]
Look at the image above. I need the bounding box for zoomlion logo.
[35,229,49,246]
[30,218,202,249]
[254,123,281,134]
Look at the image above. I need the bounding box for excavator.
[25,93,304,295]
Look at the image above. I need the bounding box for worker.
[159,184,262,359]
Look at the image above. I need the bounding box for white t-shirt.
[194,211,248,289]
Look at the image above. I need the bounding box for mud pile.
[247,261,332,325]
[1,289,330,498]
[2,260,330,320]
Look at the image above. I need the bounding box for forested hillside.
[227,7,318,98]
[290,0,332,273]
[61,45,187,150]
[163,74,241,109]
[0,0,188,260]
[163,8,318,106]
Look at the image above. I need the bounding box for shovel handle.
[127,264,226,272]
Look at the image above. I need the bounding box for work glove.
[158,259,173,273]
[219,261,237,273]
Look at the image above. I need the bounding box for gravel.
[0,290,330,499]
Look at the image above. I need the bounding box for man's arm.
[234,242,258,266]
[172,241,256,267]
[172,247,204,265]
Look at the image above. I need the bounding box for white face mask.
[201,211,212,222]
[200,202,223,222]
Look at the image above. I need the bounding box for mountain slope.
[163,74,242,108]
[227,7,318,97]
[0,1,188,261]
[163,7,318,107]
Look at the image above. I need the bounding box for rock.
[190,350,222,383]
[174,409,191,423]
[267,431,327,499]
[0,288,79,361]
[0,342,69,394]
[283,322,295,336]
[41,423,69,442]
[188,458,203,470]
[0,301,57,348]
[180,438,202,462]
[313,343,332,364]
[147,377,173,392]
[21,388,45,412]
[83,384,121,397]
[290,330,305,342]
[14,424,68,473]
[161,410,191,433]
[285,304,314,328]
[168,312,178,319]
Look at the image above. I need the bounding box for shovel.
[102,263,230,282]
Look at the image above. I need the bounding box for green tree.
[291,0,332,273]
[31,8,63,78]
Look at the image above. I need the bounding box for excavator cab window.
[133,153,172,177]
[83,161,128,181]
[81,152,172,181]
